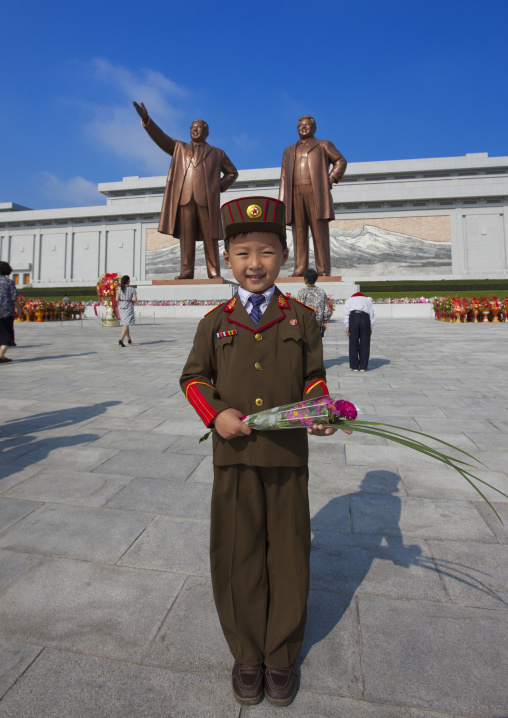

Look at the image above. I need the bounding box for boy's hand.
[212,409,252,440]
[307,423,352,436]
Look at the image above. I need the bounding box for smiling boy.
[180,197,336,707]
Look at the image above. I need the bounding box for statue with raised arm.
[279,116,347,276]
[133,101,238,279]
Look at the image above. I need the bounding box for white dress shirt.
[238,285,276,319]
[343,295,376,329]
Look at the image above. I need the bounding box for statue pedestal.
[274,276,359,299]
[136,276,359,302]
[138,278,237,302]
[152,278,231,285]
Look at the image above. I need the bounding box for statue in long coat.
[133,102,238,279]
[279,116,347,276]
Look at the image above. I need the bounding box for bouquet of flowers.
[96,273,121,299]
[95,273,121,319]
[200,394,507,520]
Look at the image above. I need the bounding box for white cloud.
[90,58,187,117]
[232,132,259,152]
[38,172,104,207]
[82,59,190,174]
[85,106,171,175]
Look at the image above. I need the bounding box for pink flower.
[285,409,304,424]
[334,400,357,420]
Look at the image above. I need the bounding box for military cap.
[221,196,286,239]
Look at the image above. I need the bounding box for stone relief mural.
[145,216,452,280]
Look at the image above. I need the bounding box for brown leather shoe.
[231,662,263,705]
[264,665,298,706]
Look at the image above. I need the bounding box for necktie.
[249,294,265,325]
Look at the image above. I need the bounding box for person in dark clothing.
[343,291,375,371]
[0,262,22,364]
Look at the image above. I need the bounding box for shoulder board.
[290,297,315,312]
[204,304,221,317]
[223,296,238,312]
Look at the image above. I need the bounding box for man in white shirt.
[343,292,376,371]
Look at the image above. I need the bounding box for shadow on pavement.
[324,357,391,370]
[0,401,120,484]
[134,340,176,346]
[13,352,97,363]
[299,469,506,666]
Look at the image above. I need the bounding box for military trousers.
[291,184,331,276]
[210,464,311,668]
[178,197,221,279]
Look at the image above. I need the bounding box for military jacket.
[180,288,329,467]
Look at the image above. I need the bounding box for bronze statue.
[133,102,238,279]
[279,116,347,276]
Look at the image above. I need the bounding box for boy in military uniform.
[180,196,338,706]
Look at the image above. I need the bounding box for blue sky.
[2,0,507,209]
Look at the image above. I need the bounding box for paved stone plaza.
[1,316,508,717]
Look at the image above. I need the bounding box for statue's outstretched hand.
[132,101,149,123]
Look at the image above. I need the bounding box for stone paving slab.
[0,558,185,661]
[168,433,214,456]
[244,694,468,717]
[0,649,237,718]
[369,404,447,418]
[427,540,508,609]
[350,495,497,542]
[307,442,347,462]
[309,465,407,496]
[467,449,508,473]
[96,448,201,480]
[357,415,423,430]
[83,416,166,432]
[0,639,42,701]
[414,418,502,434]
[88,429,180,452]
[0,498,41,534]
[0,503,153,562]
[118,515,210,575]
[398,466,508,503]
[473,501,508,543]
[358,596,508,715]
[0,549,43,594]
[308,492,352,533]
[187,456,214,483]
[149,418,206,435]
[6,444,120,472]
[105,477,212,519]
[346,443,461,467]
[0,465,42,493]
[146,576,230,675]
[2,469,135,507]
[310,532,446,602]
[297,590,363,696]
